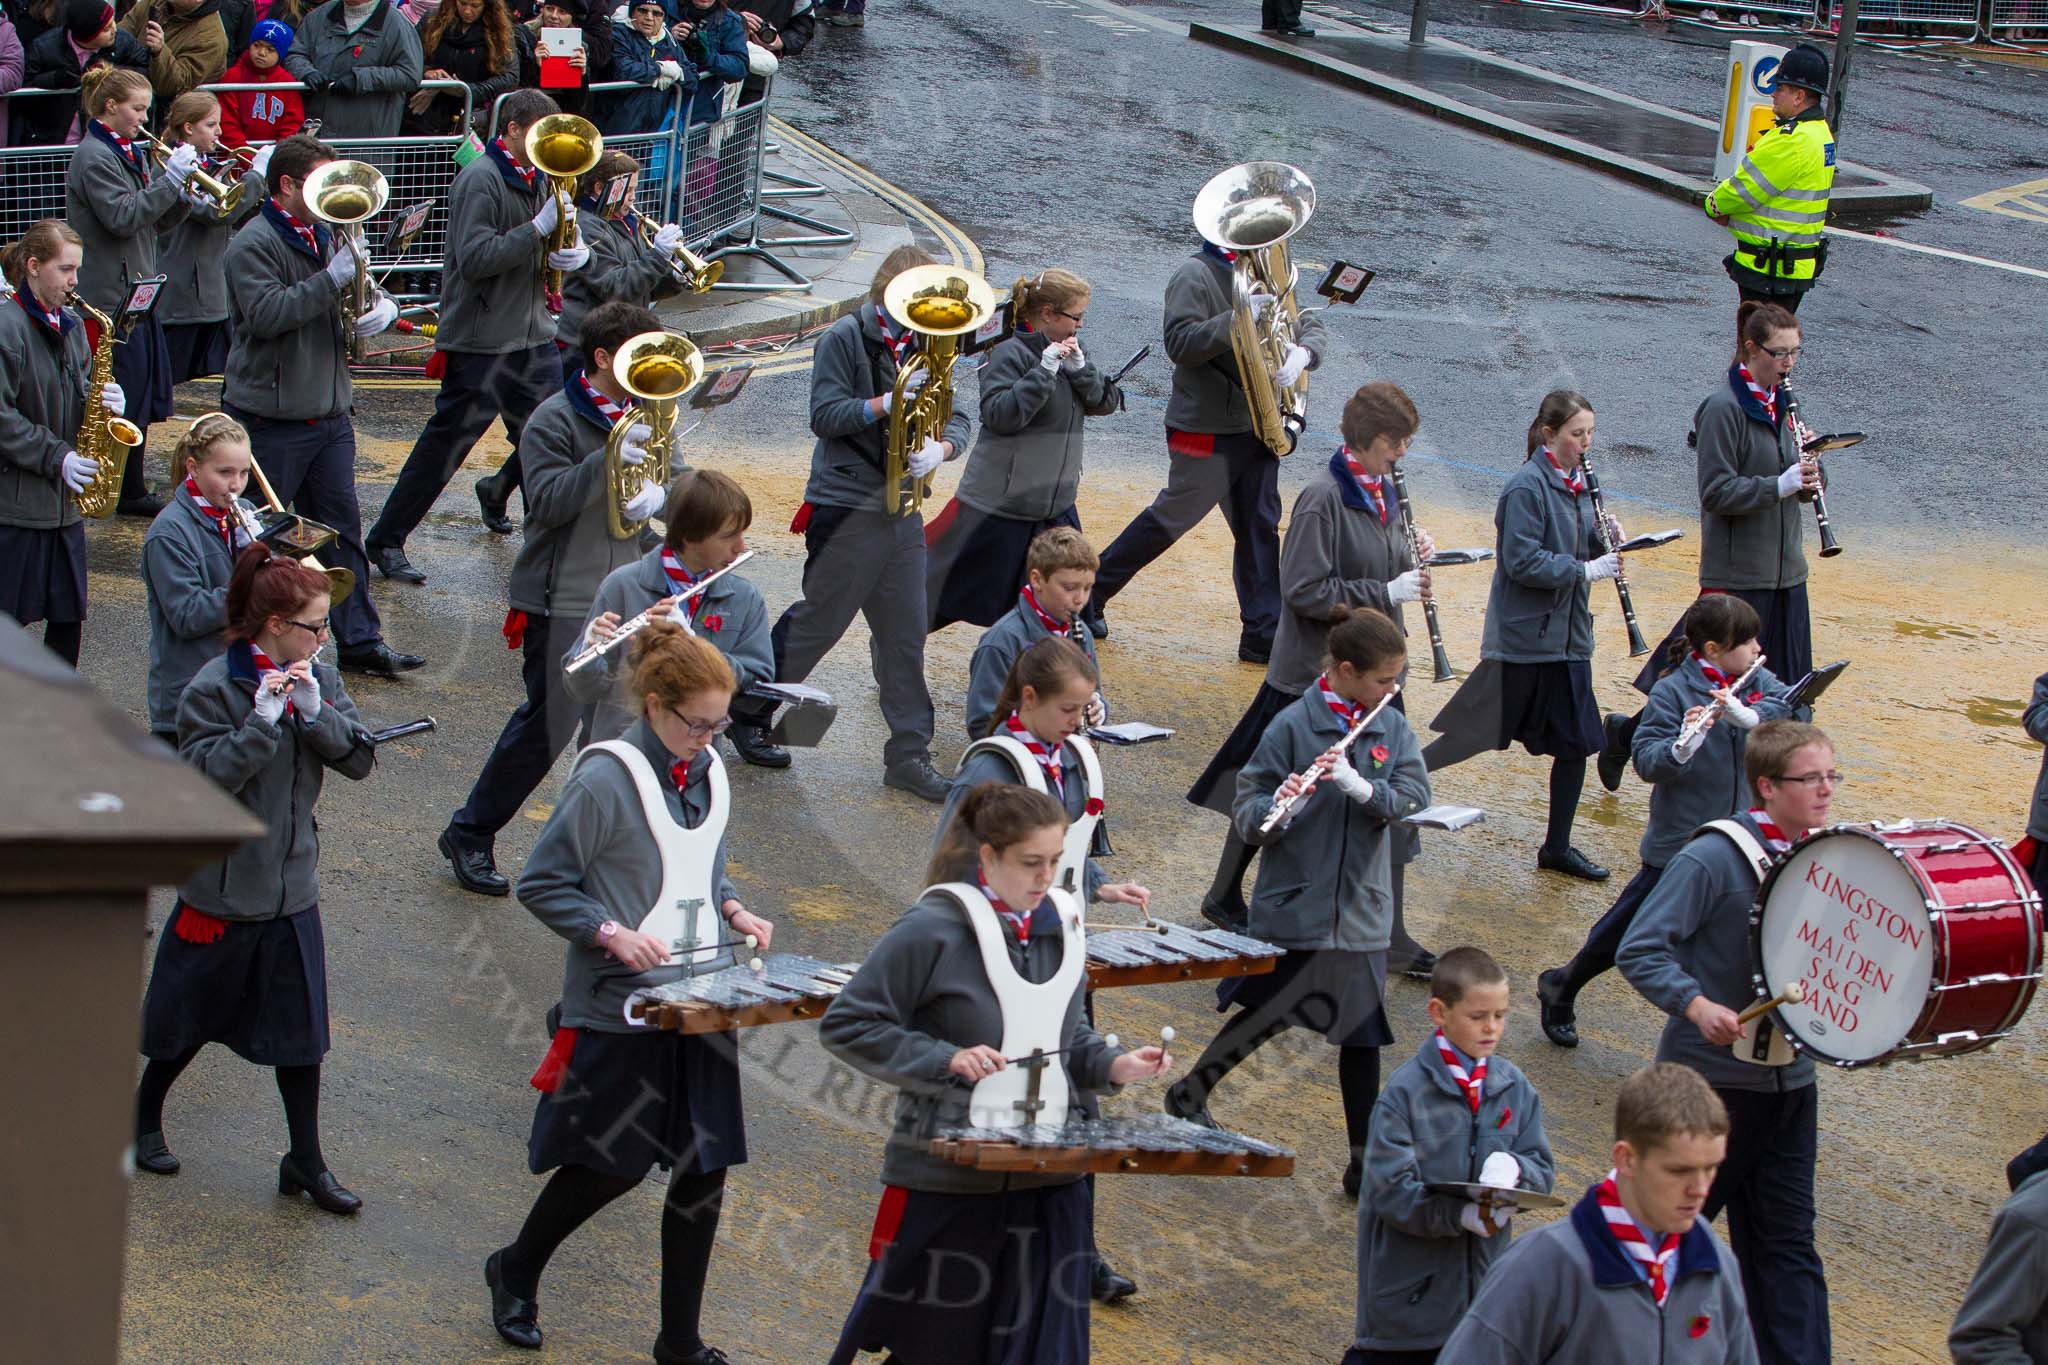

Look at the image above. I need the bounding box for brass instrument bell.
[879,264,997,517]
[301,159,390,361]
[604,330,703,540]
[524,114,603,295]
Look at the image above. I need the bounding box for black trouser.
[447,614,587,846]
[1738,285,1806,314]
[1706,1084,1829,1365]
[1553,862,1665,999]
[228,408,384,649]
[1262,0,1304,26]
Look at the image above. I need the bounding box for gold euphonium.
[604,331,703,540]
[64,291,144,519]
[301,159,390,362]
[525,114,602,295]
[880,264,997,518]
[1193,162,1317,457]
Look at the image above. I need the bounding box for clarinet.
[1576,449,1650,657]
[1782,382,1842,559]
[1387,464,1454,683]
[1258,686,1400,836]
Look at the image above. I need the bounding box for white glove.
[1061,342,1086,372]
[1723,696,1761,729]
[1039,344,1064,373]
[354,294,400,338]
[59,450,100,493]
[532,195,562,237]
[1460,1200,1513,1238]
[324,240,358,288]
[1480,1151,1521,1190]
[907,437,945,479]
[1387,568,1425,605]
[247,144,274,182]
[665,599,697,635]
[655,58,686,88]
[1276,343,1311,387]
[1326,751,1374,804]
[548,241,591,272]
[164,141,201,186]
[1247,290,1277,318]
[616,422,653,466]
[652,222,687,253]
[292,667,323,721]
[1583,553,1621,583]
[1777,464,1806,498]
[1672,728,1705,765]
[100,382,126,416]
[624,481,666,522]
[252,675,289,725]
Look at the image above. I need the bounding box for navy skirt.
[1428,658,1602,765]
[163,319,231,384]
[828,1179,1093,1365]
[0,521,88,626]
[528,1026,747,1181]
[1217,946,1394,1049]
[111,315,176,429]
[1187,680,1300,815]
[923,498,1081,632]
[140,904,330,1067]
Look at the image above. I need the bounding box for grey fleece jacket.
[283,0,424,139]
[1618,810,1817,1093]
[962,594,1102,741]
[515,719,740,1032]
[1694,380,1809,592]
[1233,690,1429,950]
[0,298,90,532]
[505,385,663,623]
[223,209,352,422]
[433,150,556,355]
[954,328,1119,522]
[1950,1168,2048,1365]
[158,187,258,326]
[819,886,1123,1195]
[1270,462,1413,698]
[562,549,772,744]
[2029,671,2048,844]
[175,643,375,920]
[556,207,684,353]
[1355,1036,1555,1353]
[803,303,973,514]
[142,493,257,733]
[1162,247,1326,436]
[1479,455,1602,665]
[66,132,192,313]
[1632,654,1793,869]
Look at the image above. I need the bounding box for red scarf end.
[529,1026,580,1093]
[171,904,227,945]
[1166,429,1217,458]
[790,501,815,535]
[502,608,529,651]
[868,1184,909,1260]
[424,350,448,381]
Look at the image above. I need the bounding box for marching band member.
[962,526,1105,742]
[134,545,376,1214]
[924,267,1121,633]
[487,624,767,1361]
[558,149,691,355]
[0,219,100,667]
[222,133,421,676]
[1189,382,1436,981]
[142,414,258,746]
[1085,236,1327,660]
[365,87,586,580]
[438,300,666,898]
[1167,607,1429,1197]
[65,64,194,516]
[565,468,778,761]
[1421,390,1616,882]
[155,89,258,383]
[1435,1063,1760,1364]
[1617,719,1837,1365]
[2024,670,2048,887]
[1950,1159,2048,1363]
[1539,595,1793,1048]
[768,243,969,804]
[822,782,1170,1363]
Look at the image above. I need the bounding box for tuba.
[302,159,389,362]
[604,331,703,540]
[525,114,602,296]
[1192,162,1317,457]
[64,292,145,519]
[880,264,997,518]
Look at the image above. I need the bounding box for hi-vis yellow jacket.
[1706,106,1836,289]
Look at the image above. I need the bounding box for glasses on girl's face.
[668,706,733,739]
[1762,345,1803,360]
[1058,310,1086,327]
[287,617,331,639]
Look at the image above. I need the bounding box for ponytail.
[1010,267,1090,326]
[984,637,1097,739]
[925,782,1068,886]
[0,219,82,289]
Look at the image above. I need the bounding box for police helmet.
[1776,43,1830,96]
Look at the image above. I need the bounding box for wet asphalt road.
[89,1,2048,1360]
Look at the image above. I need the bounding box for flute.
[1672,654,1765,761]
[1388,464,1454,684]
[1258,685,1400,836]
[563,550,755,674]
[1783,382,1841,559]
[1576,448,1650,657]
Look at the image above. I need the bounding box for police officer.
[1706,42,1836,313]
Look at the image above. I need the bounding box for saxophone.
[65,292,144,519]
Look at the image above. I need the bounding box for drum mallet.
[1736,980,1806,1027]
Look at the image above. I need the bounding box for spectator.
[666,0,742,125]
[283,0,424,138]
[404,0,514,135]
[7,0,67,48]
[513,0,608,120]
[120,0,229,104]
[0,14,22,148]
[731,0,805,103]
[815,0,862,27]
[214,17,302,147]
[599,0,683,136]
[16,0,149,146]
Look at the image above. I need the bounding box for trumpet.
[525,114,602,295]
[1258,686,1399,836]
[1672,655,1765,762]
[1388,464,1454,683]
[301,159,389,362]
[880,264,997,517]
[139,130,242,212]
[604,329,702,540]
[615,204,722,293]
[564,550,755,674]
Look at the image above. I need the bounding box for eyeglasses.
[1057,309,1086,327]
[1775,770,1845,790]
[1761,345,1804,360]
[287,617,331,639]
[668,706,733,739]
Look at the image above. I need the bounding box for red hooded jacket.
[215,54,306,148]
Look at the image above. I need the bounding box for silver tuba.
[1192,162,1317,457]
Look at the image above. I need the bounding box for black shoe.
[1342,1154,1363,1198]
[1082,601,1108,640]
[1200,898,1249,934]
[728,722,791,769]
[1276,22,1316,34]
[653,1341,731,1365]
[883,757,948,803]
[278,1154,362,1215]
[117,493,169,518]
[337,641,427,677]
[370,544,426,584]
[1091,1258,1138,1304]
[475,475,515,535]
[1596,712,1632,792]
[1237,638,1272,666]
[485,1249,543,1350]
[439,830,510,896]
[1390,947,1439,981]
[135,1130,179,1175]
[1164,1081,1220,1130]
[1539,846,1611,882]
[1537,967,1579,1048]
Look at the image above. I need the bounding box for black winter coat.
[403,16,517,134]
[14,26,149,146]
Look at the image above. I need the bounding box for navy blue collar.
[261,198,331,260]
[225,638,262,684]
[1199,240,1236,269]
[1327,446,1386,514]
[1726,364,1782,429]
[1568,1184,1722,1291]
[564,369,625,432]
[13,283,76,340]
[87,119,149,179]
[487,137,541,194]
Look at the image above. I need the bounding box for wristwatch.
[596,920,620,948]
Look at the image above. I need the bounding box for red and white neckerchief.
[1433,1029,1488,1114]
[1596,1171,1681,1306]
[577,373,628,424]
[1746,809,1794,856]
[1693,651,1736,691]
[94,119,143,171]
[877,310,915,366]
[1340,445,1388,524]
[659,547,709,628]
[1020,585,1078,639]
[494,138,537,189]
[1315,672,1361,726]
[184,478,245,557]
[1736,365,1777,422]
[269,198,320,255]
[977,872,1032,943]
[669,754,700,794]
[248,645,296,717]
[1002,711,1065,797]
[1540,445,1586,497]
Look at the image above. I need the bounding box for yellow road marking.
[1959,177,2048,225]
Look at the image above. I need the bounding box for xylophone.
[1085,920,1283,990]
[628,954,858,1034]
[930,1114,1296,1178]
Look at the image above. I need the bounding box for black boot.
[440,830,510,896]
[727,722,790,769]
[135,1130,179,1175]
[1538,846,1610,882]
[1537,967,1580,1048]
[1091,1257,1138,1303]
[1596,712,1634,792]
[475,472,515,535]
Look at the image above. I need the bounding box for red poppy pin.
[1085,798,1105,816]
[1369,744,1390,770]
[1745,689,1763,704]
[1690,1316,1711,1339]
[702,614,723,632]
[1497,1107,1512,1129]
[351,44,364,57]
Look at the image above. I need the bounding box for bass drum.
[1750,820,2043,1068]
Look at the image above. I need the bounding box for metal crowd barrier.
[1985,0,2048,31]
[1823,0,1983,29]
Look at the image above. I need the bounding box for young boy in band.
[437,301,666,897]
[962,525,1104,740]
[1617,720,1836,1365]
[1348,947,1553,1365]
[1436,1063,1759,1363]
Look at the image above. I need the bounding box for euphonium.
[604,331,703,540]
[64,292,144,519]
[1192,162,1317,457]
[301,159,389,362]
[879,264,997,518]
[525,114,602,295]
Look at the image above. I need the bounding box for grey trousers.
[771,504,934,768]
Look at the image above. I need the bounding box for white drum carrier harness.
[1701,817,1795,1067]
[934,882,1087,1131]
[574,740,732,969]
[958,733,1104,898]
